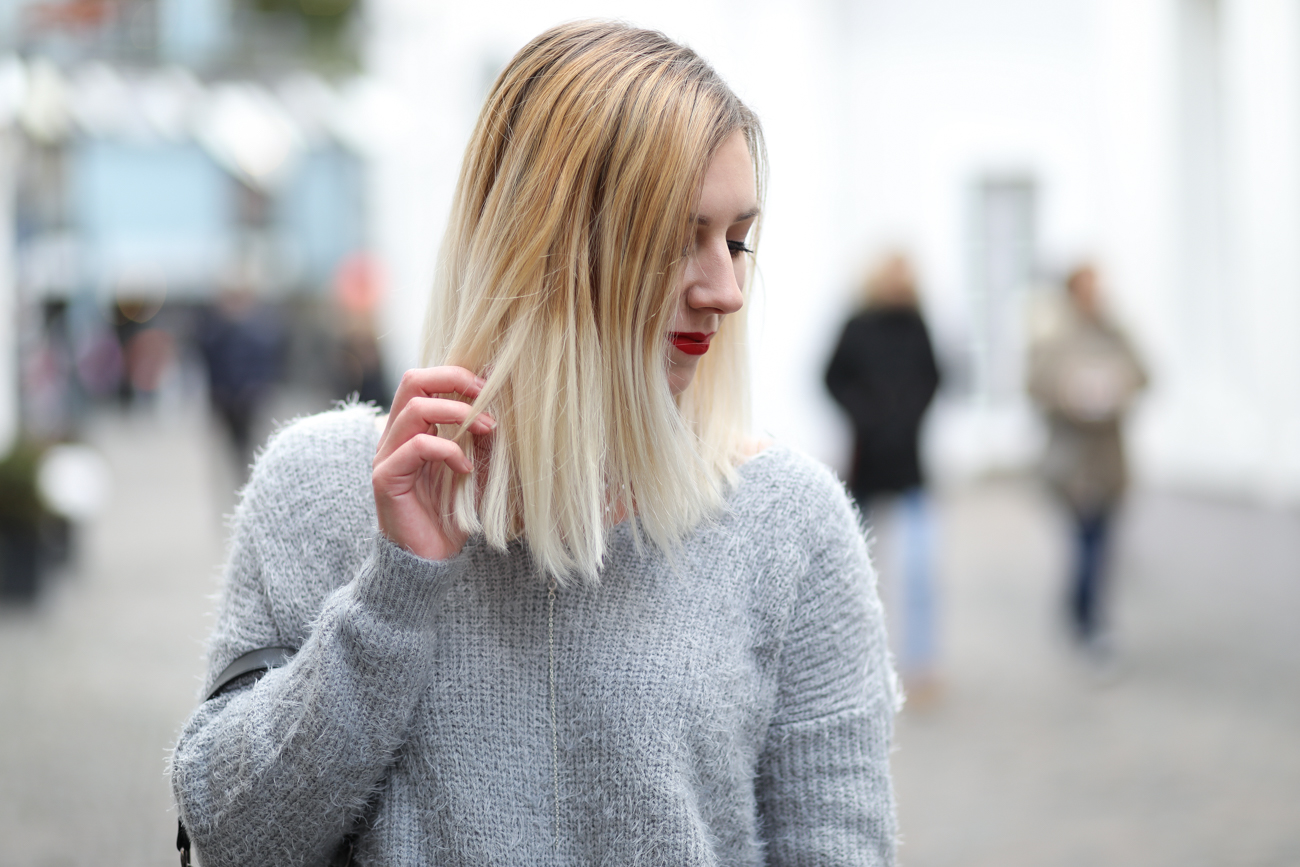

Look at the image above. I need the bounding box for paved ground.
[890,481,1300,867]
[0,406,231,867]
[1,405,1297,866]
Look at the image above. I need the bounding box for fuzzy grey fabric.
[171,404,897,866]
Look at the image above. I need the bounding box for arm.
[173,532,464,867]
[824,319,878,434]
[918,319,941,409]
[1114,325,1149,397]
[1026,337,1063,415]
[757,484,899,866]
[172,369,494,867]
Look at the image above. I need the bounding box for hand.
[373,367,495,561]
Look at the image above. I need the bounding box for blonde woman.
[172,21,897,866]
[825,253,941,699]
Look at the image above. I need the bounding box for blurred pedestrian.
[826,252,941,699]
[113,296,168,406]
[171,21,897,867]
[197,286,285,475]
[331,252,389,409]
[23,301,76,441]
[1027,264,1147,660]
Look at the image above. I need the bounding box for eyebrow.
[694,207,762,227]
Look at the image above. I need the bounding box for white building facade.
[364,0,1300,504]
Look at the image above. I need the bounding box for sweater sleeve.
[756,472,899,866]
[170,413,465,867]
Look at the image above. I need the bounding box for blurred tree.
[0,442,48,602]
[240,0,359,71]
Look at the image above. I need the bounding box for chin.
[666,355,701,396]
[667,372,695,396]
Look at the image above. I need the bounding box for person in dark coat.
[826,254,940,503]
[826,252,941,699]
[197,286,286,475]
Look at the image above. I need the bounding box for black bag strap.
[204,646,297,701]
[178,645,299,867]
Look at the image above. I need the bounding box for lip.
[669,332,714,356]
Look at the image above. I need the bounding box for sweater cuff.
[760,709,896,866]
[350,533,468,629]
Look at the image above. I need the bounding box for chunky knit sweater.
[171,405,897,866]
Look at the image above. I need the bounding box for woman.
[172,21,897,866]
[1027,264,1146,658]
[825,253,941,698]
[825,254,939,506]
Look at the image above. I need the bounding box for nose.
[685,244,744,315]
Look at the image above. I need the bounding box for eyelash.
[680,239,755,259]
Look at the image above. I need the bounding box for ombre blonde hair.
[420,20,766,583]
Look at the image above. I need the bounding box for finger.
[383,367,487,438]
[383,367,484,441]
[376,397,495,463]
[375,432,473,486]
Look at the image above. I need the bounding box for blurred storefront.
[0,0,383,598]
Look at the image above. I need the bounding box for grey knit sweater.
[171,405,897,866]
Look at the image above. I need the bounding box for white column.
[1221,0,1300,503]
[0,131,17,457]
[1093,0,1181,486]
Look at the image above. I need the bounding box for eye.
[727,239,754,258]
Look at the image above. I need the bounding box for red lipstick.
[669,332,713,356]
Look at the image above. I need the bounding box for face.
[666,130,759,396]
[1068,266,1100,319]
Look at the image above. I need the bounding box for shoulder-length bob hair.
[421,20,766,583]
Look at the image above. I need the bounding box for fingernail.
[475,376,488,388]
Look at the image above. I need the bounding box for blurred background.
[0,0,1296,865]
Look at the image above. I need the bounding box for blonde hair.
[420,21,766,583]
[860,252,919,310]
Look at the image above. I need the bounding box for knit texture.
[171,405,898,866]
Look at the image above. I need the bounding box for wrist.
[355,533,468,626]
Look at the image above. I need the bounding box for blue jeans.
[1070,510,1111,640]
[861,488,936,674]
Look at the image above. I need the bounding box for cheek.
[671,282,692,326]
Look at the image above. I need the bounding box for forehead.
[697,132,758,218]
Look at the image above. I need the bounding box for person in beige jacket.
[1028,265,1147,654]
